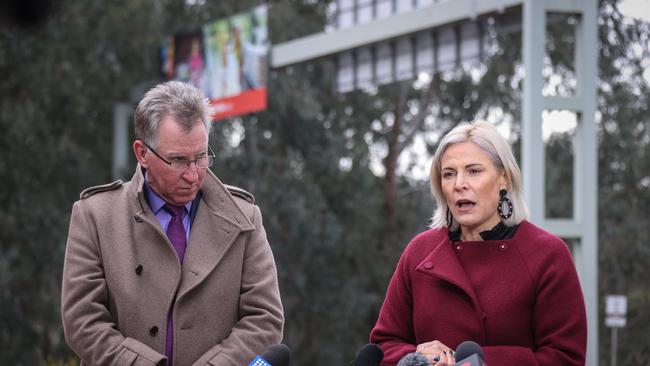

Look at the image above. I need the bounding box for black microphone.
[248,344,291,366]
[453,341,486,366]
[353,343,384,366]
[397,352,432,366]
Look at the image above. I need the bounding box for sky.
[618,0,650,22]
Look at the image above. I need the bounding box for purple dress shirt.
[144,176,193,366]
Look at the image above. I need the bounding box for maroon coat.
[370,220,586,366]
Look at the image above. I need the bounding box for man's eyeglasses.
[142,141,215,170]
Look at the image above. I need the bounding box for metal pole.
[112,103,131,180]
[522,0,546,223]
[610,327,618,366]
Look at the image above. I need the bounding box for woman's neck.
[460,231,482,242]
[459,216,502,242]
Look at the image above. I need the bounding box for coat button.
[499,243,508,251]
[423,262,434,270]
[455,244,463,252]
[149,326,159,336]
[135,265,143,275]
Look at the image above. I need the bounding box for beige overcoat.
[61,165,283,366]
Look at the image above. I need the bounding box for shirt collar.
[449,221,520,242]
[143,170,192,215]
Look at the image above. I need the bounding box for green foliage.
[597,1,650,363]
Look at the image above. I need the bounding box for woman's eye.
[469,168,482,175]
[442,171,455,178]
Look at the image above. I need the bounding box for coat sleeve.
[61,200,166,366]
[482,240,587,366]
[370,249,417,366]
[191,205,284,366]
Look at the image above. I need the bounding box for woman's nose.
[454,174,468,190]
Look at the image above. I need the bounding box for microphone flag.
[248,355,272,366]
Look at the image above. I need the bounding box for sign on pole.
[605,294,627,328]
[605,294,627,366]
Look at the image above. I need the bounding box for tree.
[596,1,650,363]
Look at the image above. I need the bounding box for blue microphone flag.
[248,355,272,366]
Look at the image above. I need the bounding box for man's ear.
[133,140,149,168]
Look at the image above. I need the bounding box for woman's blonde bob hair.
[430,120,528,230]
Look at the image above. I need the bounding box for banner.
[161,5,268,120]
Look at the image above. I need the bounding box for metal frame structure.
[522,1,598,365]
[270,0,599,364]
[271,0,522,68]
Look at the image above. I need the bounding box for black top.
[449,221,519,242]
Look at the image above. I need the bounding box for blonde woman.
[371,121,587,366]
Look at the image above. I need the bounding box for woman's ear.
[499,170,509,191]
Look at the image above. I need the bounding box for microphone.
[353,343,384,366]
[248,344,291,366]
[453,341,486,366]
[397,352,431,366]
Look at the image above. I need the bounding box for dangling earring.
[497,189,513,220]
[446,207,453,228]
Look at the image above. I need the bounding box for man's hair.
[134,81,214,147]
[429,120,529,229]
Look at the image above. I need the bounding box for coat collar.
[129,164,254,232]
[128,164,256,300]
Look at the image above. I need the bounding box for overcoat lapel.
[127,170,183,303]
[177,169,254,300]
[130,166,179,258]
[178,205,240,298]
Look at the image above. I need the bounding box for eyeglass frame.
[141,140,215,170]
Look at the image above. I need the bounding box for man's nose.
[182,162,199,182]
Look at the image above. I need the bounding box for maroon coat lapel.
[415,235,477,304]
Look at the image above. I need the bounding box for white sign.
[605,316,626,328]
[605,295,627,328]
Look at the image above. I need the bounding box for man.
[61,81,283,365]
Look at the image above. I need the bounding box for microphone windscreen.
[454,341,484,361]
[354,343,384,366]
[397,352,432,366]
[260,344,291,366]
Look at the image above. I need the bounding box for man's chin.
[170,191,198,205]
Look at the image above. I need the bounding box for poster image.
[161,5,268,120]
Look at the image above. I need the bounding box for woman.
[370,121,587,365]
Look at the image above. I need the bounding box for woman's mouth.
[455,199,476,211]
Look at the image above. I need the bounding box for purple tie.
[164,203,187,262]
[163,203,187,366]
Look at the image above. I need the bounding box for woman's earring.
[497,189,513,220]
[446,207,453,228]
